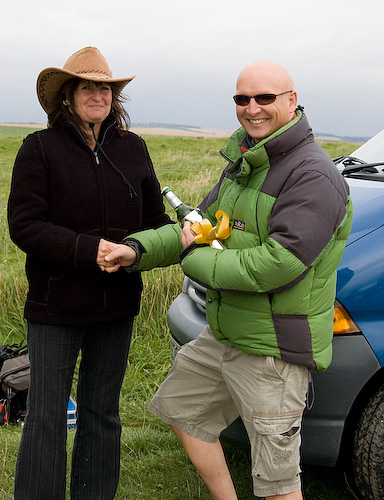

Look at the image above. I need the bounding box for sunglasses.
[233,90,293,106]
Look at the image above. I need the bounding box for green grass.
[0,125,358,499]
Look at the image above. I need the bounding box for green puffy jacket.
[126,110,353,371]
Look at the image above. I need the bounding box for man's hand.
[97,239,137,273]
[180,221,196,249]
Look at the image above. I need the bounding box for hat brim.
[37,67,135,114]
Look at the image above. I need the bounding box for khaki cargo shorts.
[149,327,310,497]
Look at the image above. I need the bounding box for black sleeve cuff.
[180,242,209,262]
[123,239,146,270]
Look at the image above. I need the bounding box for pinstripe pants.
[14,317,134,500]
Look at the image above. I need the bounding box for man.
[103,61,353,499]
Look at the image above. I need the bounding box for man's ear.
[289,91,298,111]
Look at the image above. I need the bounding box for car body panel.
[345,179,384,245]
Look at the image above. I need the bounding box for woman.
[8,46,171,500]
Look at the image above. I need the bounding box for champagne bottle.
[161,187,223,249]
[161,187,201,224]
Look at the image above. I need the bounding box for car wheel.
[352,386,384,500]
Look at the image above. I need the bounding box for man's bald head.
[236,60,295,94]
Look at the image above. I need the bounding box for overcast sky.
[1,0,383,138]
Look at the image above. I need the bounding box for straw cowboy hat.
[37,46,135,114]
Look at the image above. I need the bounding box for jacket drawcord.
[91,124,137,198]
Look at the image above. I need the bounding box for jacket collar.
[56,113,117,148]
[222,109,315,182]
[221,108,312,164]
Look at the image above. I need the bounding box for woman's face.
[73,80,112,127]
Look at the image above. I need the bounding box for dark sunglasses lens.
[255,94,276,105]
[233,95,250,106]
[233,94,277,106]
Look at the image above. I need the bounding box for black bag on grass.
[0,342,29,425]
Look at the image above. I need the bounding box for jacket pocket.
[46,269,104,317]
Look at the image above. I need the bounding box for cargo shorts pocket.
[251,413,302,482]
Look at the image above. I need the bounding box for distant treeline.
[132,122,202,131]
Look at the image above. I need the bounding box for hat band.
[72,69,113,78]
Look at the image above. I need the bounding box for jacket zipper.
[93,121,116,167]
[68,120,116,163]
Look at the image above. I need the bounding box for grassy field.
[0,125,358,499]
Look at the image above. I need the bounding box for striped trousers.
[14,317,133,500]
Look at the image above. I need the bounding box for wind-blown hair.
[47,77,131,134]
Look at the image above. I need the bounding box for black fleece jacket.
[8,115,171,324]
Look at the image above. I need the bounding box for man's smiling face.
[235,61,297,142]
